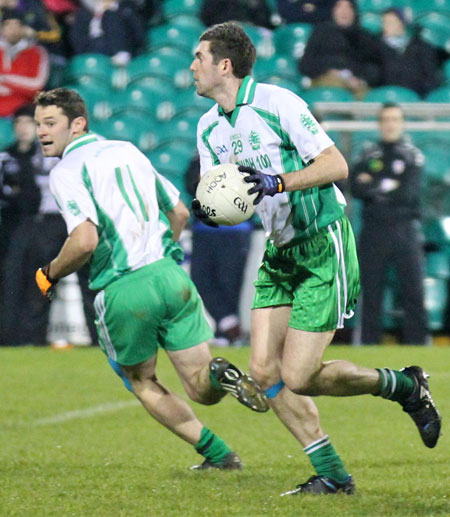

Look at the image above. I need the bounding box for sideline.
[31,400,140,427]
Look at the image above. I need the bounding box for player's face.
[14,115,37,145]
[35,105,83,158]
[191,41,223,99]
[379,107,404,143]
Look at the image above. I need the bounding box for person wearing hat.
[378,7,439,97]
[0,8,49,116]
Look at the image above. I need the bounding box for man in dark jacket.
[351,103,428,345]
[299,0,380,97]
[378,8,440,98]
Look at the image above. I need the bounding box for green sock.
[194,427,232,464]
[375,368,415,402]
[305,436,350,484]
[209,370,223,391]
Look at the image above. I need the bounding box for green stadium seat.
[416,13,450,51]
[147,141,194,177]
[264,76,304,96]
[163,112,200,146]
[127,49,192,88]
[171,88,215,117]
[421,142,450,184]
[361,11,382,34]
[424,217,450,247]
[357,0,397,12]
[162,14,205,32]
[93,116,142,147]
[424,277,448,331]
[163,0,201,19]
[363,86,420,103]
[425,86,450,103]
[111,82,178,120]
[411,0,450,19]
[62,83,113,120]
[239,23,275,59]
[426,251,450,279]
[443,59,450,85]
[253,54,301,82]
[273,23,312,60]
[64,54,113,87]
[302,86,354,108]
[0,117,14,150]
[147,23,200,56]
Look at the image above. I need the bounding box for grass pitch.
[1,345,449,517]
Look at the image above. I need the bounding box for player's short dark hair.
[34,88,89,130]
[379,102,403,119]
[200,22,256,78]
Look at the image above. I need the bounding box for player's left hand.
[239,165,285,205]
[35,264,58,301]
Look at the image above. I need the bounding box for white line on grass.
[31,400,140,427]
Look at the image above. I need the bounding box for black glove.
[191,198,219,228]
[240,165,285,205]
[35,263,59,301]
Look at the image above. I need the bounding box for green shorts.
[94,258,213,365]
[252,216,360,332]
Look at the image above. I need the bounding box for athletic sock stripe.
[304,435,330,454]
[388,369,397,399]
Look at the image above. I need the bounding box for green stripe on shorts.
[252,216,360,332]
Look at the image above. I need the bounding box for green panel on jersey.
[115,167,139,219]
[82,165,130,289]
[159,211,184,263]
[126,165,149,221]
[201,122,220,166]
[155,176,175,212]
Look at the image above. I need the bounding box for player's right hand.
[35,264,58,301]
[191,199,219,228]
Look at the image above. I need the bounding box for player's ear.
[71,116,87,134]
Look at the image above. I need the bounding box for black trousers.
[2,214,97,345]
[358,218,428,345]
[190,227,252,333]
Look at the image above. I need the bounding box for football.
[196,163,257,226]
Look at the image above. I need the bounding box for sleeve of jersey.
[276,91,334,163]
[197,118,215,178]
[49,166,98,235]
[153,170,180,212]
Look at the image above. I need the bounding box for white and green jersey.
[50,133,181,290]
[197,76,347,247]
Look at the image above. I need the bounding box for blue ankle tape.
[265,380,285,399]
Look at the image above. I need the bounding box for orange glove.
[36,264,58,301]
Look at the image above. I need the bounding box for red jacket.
[0,38,49,117]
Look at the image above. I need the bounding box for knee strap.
[108,357,134,393]
[265,380,285,399]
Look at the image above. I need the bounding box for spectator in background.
[277,0,335,24]
[185,154,253,346]
[0,104,97,346]
[200,0,274,30]
[0,8,49,116]
[350,103,428,345]
[299,0,380,98]
[377,8,440,98]
[68,0,146,66]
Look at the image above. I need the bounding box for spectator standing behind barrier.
[376,8,440,98]
[68,0,146,66]
[185,154,253,346]
[0,8,49,116]
[200,0,274,29]
[0,104,97,346]
[299,0,380,98]
[350,103,429,345]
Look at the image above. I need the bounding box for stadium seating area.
[1,0,450,335]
